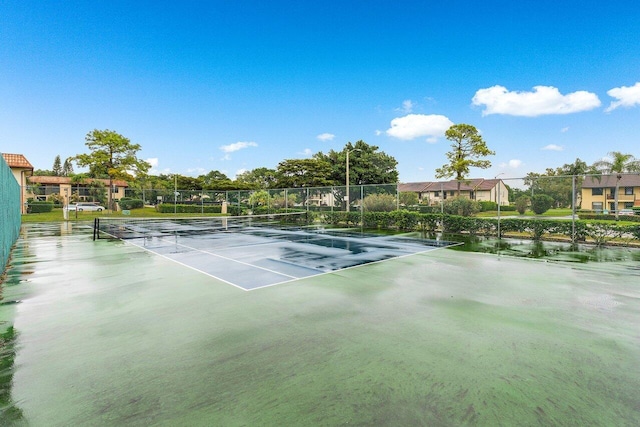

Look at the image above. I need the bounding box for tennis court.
[2,222,639,426]
[94,213,458,290]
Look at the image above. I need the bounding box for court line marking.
[118,239,251,291]
[155,236,300,279]
[247,242,463,291]
[100,230,462,291]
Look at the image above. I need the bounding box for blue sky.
[2,0,639,183]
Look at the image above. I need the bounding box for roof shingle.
[1,153,34,169]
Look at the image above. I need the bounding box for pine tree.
[62,158,74,176]
[52,155,62,176]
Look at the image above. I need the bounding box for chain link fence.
[123,183,399,217]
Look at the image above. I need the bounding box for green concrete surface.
[1,222,639,426]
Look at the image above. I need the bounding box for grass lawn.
[21,207,228,223]
[476,208,574,217]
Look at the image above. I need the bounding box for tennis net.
[93,211,310,240]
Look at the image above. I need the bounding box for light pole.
[345,148,361,212]
[495,173,504,239]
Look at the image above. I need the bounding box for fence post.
[572,175,576,244]
[360,185,364,226]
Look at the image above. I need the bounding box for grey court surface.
[104,225,455,290]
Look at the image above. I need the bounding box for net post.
[93,218,99,241]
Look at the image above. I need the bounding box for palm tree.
[592,152,640,219]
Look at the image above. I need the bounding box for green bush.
[442,197,481,217]
[391,210,422,230]
[310,209,639,246]
[578,213,640,223]
[156,204,222,214]
[530,194,554,215]
[479,201,497,212]
[499,205,516,211]
[29,201,54,213]
[406,205,441,214]
[362,193,396,212]
[119,198,144,210]
[363,212,394,228]
[515,196,529,214]
[398,191,419,206]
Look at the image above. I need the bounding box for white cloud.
[472,85,601,116]
[396,99,414,113]
[186,167,206,176]
[499,160,523,169]
[145,157,169,175]
[234,168,247,178]
[560,127,569,133]
[542,144,564,151]
[299,148,313,156]
[375,130,383,136]
[386,114,453,141]
[605,82,640,112]
[508,159,522,168]
[220,141,258,153]
[317,133,335,141]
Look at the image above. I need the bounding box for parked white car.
[618,209,636,216]
[65,202,105,212]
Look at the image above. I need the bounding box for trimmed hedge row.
[28,201,54,213]
[118,198,144,210]
[156,204,223,214]
[320,210,640,245]
[578,213,640,223]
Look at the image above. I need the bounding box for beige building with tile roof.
[26,176,129,207]
[398,178,509,206]
[581,174,640,212]
[2,153,34,213]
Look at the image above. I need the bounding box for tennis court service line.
[137,234,301,280]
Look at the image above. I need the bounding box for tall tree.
[235,167,279,189]
[314,140,399,185]
[62,157,74,176]
[523,159,594,208]
[274,158,334,188]
[592,151,640,218]
[435,124,494,196]
[52,155,62,176]
[74,129,151,210]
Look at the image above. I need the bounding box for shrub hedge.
[119,198,144,210]
[578,213,640,223]
[29,201,54,213]
[319,210,639,245]
[156,204,222,214]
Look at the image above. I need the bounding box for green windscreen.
[0,156,21,273]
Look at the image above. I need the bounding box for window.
[625,202,634,209]
[625,187,634,195]
[592,202,603,212]
[591,188,603,196]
